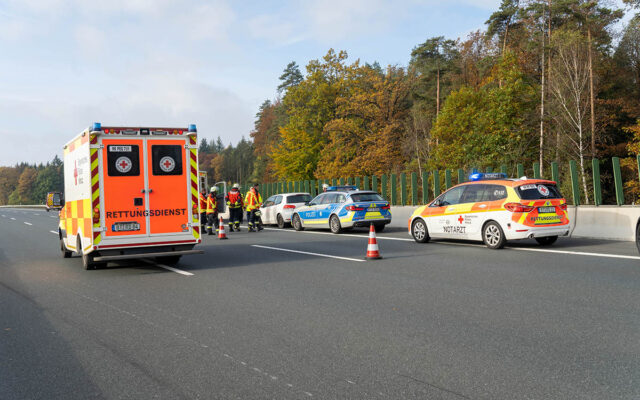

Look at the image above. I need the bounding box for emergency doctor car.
[408,173,570,249]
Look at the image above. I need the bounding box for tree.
[615,16,640,97]
[277,61,303,94]
[14,167,37,204]
[486,0,521,55]
[198,138,210,154]
[0,167,20,205]
[550,29,591,203]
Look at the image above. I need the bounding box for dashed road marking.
[252,244,365,262]
[10,217,16,220]
[346,380,356,384]
[508,246,640,260]
[50,231,58,235]
[24,222,32,226]
[156,264,194,276]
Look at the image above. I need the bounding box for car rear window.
[350,193,385,202]
[287,194,312,204]
[516,183,563,200]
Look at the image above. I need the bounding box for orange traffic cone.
[218,217,228,240]
[365,224,382,260]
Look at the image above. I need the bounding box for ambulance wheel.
[535,236,557,246]
[277,214,286,229]
[329,215,342,234]
[157,255,181,265]
[60,235,71,258]
[411,218,430,243]
[373,223,385,232]
[482,221,506,249]
[292,214,304,231]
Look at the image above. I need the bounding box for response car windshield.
[350,193,385,202]
[516,184,563,200]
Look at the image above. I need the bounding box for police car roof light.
[469,172,507,181]
[326,185,358,192]
[188,124,197,132]
[92,122,101,131]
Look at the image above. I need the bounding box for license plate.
[538,206,556,213]
[112,222,140,232]
[367,208,379,212]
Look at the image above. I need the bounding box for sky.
[0,0,634,166]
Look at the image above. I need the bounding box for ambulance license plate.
[112,222,140,232]
[538,206,556,213]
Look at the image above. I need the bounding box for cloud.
[247,14,303,46]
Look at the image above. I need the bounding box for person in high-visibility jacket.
[199,189,207,231]
[244,183,263,232]
[206,186,219,235]
[225,183,243,231]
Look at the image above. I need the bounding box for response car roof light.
[469,172,508,181]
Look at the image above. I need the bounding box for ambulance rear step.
[93,248,203,262]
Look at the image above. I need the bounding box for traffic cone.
[365,224,382,260]
[218,217,228,240]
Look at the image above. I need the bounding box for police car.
[408,173,570,249]
[291,186,392,233]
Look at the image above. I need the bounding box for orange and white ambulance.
[59,123,203,269]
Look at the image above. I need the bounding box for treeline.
[197,136,255,185]
[0,156,64,205]
[249,0,640,204]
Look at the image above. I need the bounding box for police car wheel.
[636,221,640,254]
[277,214,286,229]
[535,236,557,246]
[329,215,342,234]
[411,219,429,243]
[482,222,506,249]
[292,214,304,231]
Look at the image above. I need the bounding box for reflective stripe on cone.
[218,217,228,240]
[365,224,382,260]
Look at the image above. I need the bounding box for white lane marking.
[264,227,640,261]
[1,215,5,217]
[50,230,58,235]
[304,392,313,397]
[346,380,356,384]
[508,246,640,260]
[252,244,365,262]
[156,264,194,276]
[262,226,413,241]
[50,216,57,218]
[23,222,32,226]
[10,217,16,220]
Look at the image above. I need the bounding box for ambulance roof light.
[188,124,197,132]
[469,172,507,181]
[92,122,101,131]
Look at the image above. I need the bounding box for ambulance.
[46,191,63,212]
[409,173,570,249]
[59,123,203,269]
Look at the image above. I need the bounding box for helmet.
[210,186,218,193]
[233,183,240,189]
[322,183,329,189]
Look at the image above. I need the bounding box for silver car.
[261,192,313,228]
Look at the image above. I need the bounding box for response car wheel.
[292,214,304,231]
[60,235,71,258]
[329,215,342,234]
[482,221,506,249]
[535,236,558,246]
[277,214,286,229]
[411,219,430,243]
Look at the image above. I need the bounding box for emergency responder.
[322,183,329,192]
[225,183,243,231]
[199,189,207,231]
[244,183,263,232]
[206,187,219,235]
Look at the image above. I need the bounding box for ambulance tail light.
[92,207,100,224]
[283,204,296,209]
[381,204,390,210]
[504,203,534,213]
[559,203,567,211]
[346,205,365,211]
[192,203,199,215]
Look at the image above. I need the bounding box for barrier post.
[422,171,429,204]
[551,162,559,184]
[400,173,407,205]
[445,169,452,190]
[304,180,310,194]
[569,160,580,206]
[391,173,398,205]
[372,175,378,193]
[500,164,508,175]
[433,170,441,197]
[637,154,640,183]
[457,169,464,184]
[517,163,524,178]
[347,177,352,186]
[613,157,624,206]
[533,162,540,179]
[381,174,388,201]
[339,177,345,186]
[294,181,299,192]
[355,177,361,189]
[592,159,602,206]
[310,180,316,196]
[411,172,418,206]
[364,176,370,190]
[486,166,493,173]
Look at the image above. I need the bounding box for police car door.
[299,193,323,222]
[426,186,467,239]
[319,193,338,227]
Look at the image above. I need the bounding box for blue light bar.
[188,124,197,132]
[92,122,101,131]
[326,185,358,191]
[469,172,507,181]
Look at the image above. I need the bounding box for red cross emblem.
[119,160,129,169]
[73,160,78,185]
[458,215,464,224]
[159,156,175,172]
[115,156,132,173]
[163,159,172,169]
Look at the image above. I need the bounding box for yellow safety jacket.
[244,190,262,212]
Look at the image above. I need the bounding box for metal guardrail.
[0,205,47,209]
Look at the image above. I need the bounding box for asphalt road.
[1,207,639,399]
